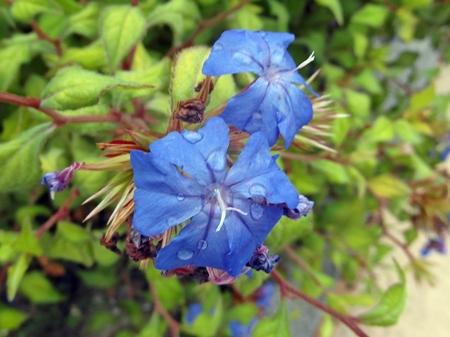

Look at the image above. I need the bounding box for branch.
[149,281,180,337]
[166,0,252,58]
[271,269,369,337]
[30,20,63,57]
[35,189,80,239]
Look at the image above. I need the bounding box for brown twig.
[30,20,63,57]
[130,0,138,6]
[165,0,252,58]
[284,245,329,294]
[271,269,369,337]
[149,281,180,337]
[35,189,80,239]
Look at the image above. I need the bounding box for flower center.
[213,188,247,232]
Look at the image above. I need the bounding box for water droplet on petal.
[249,184,267,197]
[250,203,264,220]
[232,53,253,66]
[183,130,204,144]
[253,112,262,120]
[177,248,194,260]
[207,150,226,172]
[197,240,208,250]
[212,43,223,51]
[177,193,185,201]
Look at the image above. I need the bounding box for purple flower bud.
[283,195,314,220]
[41,162,83,198]
[420,236,447,257]
[246,245,280,273]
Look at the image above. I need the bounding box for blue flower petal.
[155,201,282,277]
[274,81,313,146]
[131,150,204,236]
[225,133,299,208]
[202,30,269,76]
[150,117,229,184]
[220,77,279,145]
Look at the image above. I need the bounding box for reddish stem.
[149,282,180,337]
[166,0,252,58]
[35,189,80,239]
[30,20,63,57]
[271,269,369,337]
[131,0,138,6]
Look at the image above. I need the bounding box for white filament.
[294,52,315,71]
[214,188,247,232]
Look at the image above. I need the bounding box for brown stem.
[30,20,63,57]
[0,262,12,294]
[35,189,80,239]
[284,246,329,294]
[149,281,180,337]
[166,0,252,58]
[130,0,138,6]
[271,269,369,337]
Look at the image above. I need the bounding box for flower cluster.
[41,29,315,283]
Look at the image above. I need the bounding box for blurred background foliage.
[0,0,450,336]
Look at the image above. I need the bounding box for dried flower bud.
[246,245,280,273]
[41,162,84,199]
[175,98,205,124]
[283,195,314,220]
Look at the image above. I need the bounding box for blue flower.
[202,29,315,147]
[230,318,257,337]
[420,237,447,257]
[40,162,83,199]
[185,303,203,325]
[131,117,301,276]
[255,281,275,310]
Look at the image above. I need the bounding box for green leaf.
[7,253,32,301]
[13,218,42,256]
[67,2,101,38]
[319,314,334,337]
[234,4,264,31]
[311,159,350,184]
[145,267,183,311]
[352,30,368,59]
[100,5,146,72]
[358,267,407,326]
[401,0,432,9]
[170,46,210,110]
[147,0,200,45]
[315,0,343,25]
[351,4,389,28]
[61,41,107,70]
[352,68,383,94]
[253,301,291,337]
[410,84,435,112]
[0,34,35,90]
[404,227,417,245]
[396,9,417,43]
[19,271,64,303]
[344,89,371,120]
[0,306,28,330]
[48,229,94,267]
[363,116,395,143]
[393,120,422,144]
[40,66,148,110]
[58,221,90,243]
[0,123,55,192]
[332,115,351,146]
[368,174,411,198]
[10,0,58,22]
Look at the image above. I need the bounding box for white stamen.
[294,51,315,71]
[214,188,248,232]
[50,191,55,200]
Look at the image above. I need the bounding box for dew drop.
[250,202,264,220]
[177,248,194,260]
[212,43,224,51]
[197,240,208,250]
[249,184,267,197]
[183,131,204,144]
[177,193,185,201]
[253,112,262,120]
[207,150,226,172]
